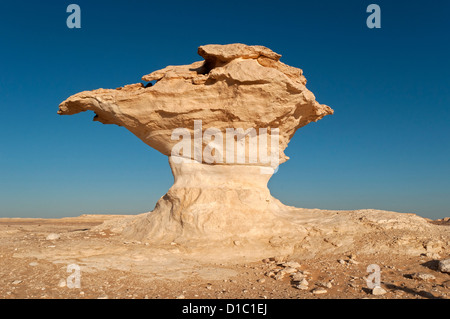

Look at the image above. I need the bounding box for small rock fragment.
[274,256,285,263]
[291,272,306,282]
[295,279,309,290]
[283,261,301,269]
[274,271,286,281]
[348,259,360,265]
[426,252,440,259]
[348,282,359,288]
[411,273,436,281]
[372,286,387,295]
[295,284,309,290]
[283,267,297,274]
[312,287,327,295]
[438,259,450,273]
[46,233,60,240]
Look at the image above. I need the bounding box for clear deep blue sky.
[0,0,448,219]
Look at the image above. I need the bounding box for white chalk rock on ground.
[438,259,450,273]
[46,233,60,241]
[58,44,449,259]
[58,43,333,243]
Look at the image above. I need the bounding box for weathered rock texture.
[58,43,333,166]
[58,43,333,243]
[58,44,448,255]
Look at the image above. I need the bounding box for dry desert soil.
[0,215,449,300]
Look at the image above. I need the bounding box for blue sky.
[0,0,449,219]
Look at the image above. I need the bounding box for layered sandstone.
[58,43,333,167]
[58,43,335,242]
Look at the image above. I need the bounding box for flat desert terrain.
[0,214,448,299]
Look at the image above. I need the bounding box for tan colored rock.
[372,286,387,296]
[58,43,333,167]
[57,44,447,255]
[58,43,332,243]
[438,259,450,273]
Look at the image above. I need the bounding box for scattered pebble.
[291,272,306,282]
[411,273,436,281]
[348,282,359,288]
[176,295,185,299]
[273,256,285,263]
[294,278,309,290]
[312,288,327,295]
[295,283,309,290]
[46,233,60,240]
[12,280,22,285]
[283,267,297,274]
[283,261,301,269]
[372,286,387,296]
[274,272,286,281]
[348,259,359,265]
[325,282,333,288]
[438,259,450,273]
[426,252,441,259]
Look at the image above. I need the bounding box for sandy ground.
[0,215,448,299]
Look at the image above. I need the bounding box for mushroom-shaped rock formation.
[58,43,333,244]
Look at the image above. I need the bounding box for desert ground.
[0,214,448,299]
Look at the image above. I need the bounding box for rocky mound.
[58,44,448,257]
